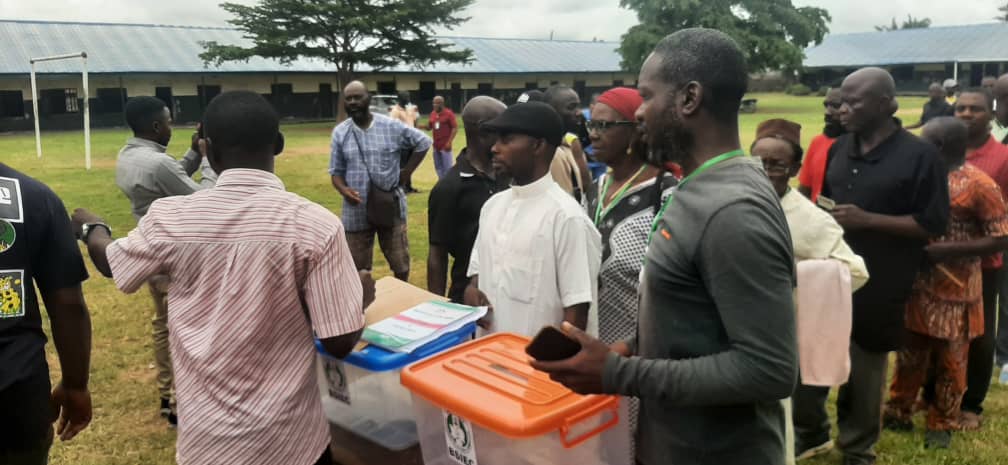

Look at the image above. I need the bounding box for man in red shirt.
[798,88,844,201]
[427,95,458,179]
[953,87,1008,429]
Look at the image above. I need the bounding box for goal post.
[30,52,91,170]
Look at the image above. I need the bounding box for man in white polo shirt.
[464,102,601,336]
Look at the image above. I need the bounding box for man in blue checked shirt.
[330,81,431,280]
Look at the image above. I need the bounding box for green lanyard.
[594,165,647,225]
[646,149,746,245]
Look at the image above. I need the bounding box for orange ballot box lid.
[400,332,620,448]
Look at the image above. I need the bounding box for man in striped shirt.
[72,91,367,465]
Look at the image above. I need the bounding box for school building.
[802,22,1008,92]
[0,19,635,132]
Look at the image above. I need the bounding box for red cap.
[596,87,643,121]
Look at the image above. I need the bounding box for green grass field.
[3,92,1007,464]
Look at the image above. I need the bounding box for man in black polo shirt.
[427,96,509,302]
[0,165,93,464]
[906,83,954,130]
[792,67,949,465]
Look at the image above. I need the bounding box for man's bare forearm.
[45,286,92,390]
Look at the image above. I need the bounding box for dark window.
[477,83,493,96]
[419,81,436,101]
[198,85,221,108]
[450,83,462,111]
[985,63,1000,78]
[573,80,586,101]
[0,90,25,118]
[40,88,77,114]
[418,81,437,113]
[613,79,624,87]
[890,65,913,82]
[96,87,126,113]
[271,83,293,95]
[155,87,173,116]
[65,89,79,113]
[319,83,334,118]
[525,82,538,90]
[377,81,397,94]
[270,83,293,108]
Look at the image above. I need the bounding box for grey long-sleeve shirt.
[602,156,797,465]
[116,137,214,219]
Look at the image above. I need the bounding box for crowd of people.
[8,25,1008,465]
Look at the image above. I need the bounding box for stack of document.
[362,301,487,353]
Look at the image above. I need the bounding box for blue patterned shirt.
[329,114,431,231]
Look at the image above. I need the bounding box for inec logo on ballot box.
[444,410,477,465]
[323,359,351,405]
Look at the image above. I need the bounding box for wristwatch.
[81,222,112,243]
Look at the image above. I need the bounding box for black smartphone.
[525,326,581,361]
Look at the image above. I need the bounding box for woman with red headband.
[585,86,676,460]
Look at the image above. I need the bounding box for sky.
[0,0,1005,42]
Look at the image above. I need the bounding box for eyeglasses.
[760,160,792,174]
[823,101,842,110]
[585,120,636,133]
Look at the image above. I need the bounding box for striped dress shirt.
[106,168,364,465]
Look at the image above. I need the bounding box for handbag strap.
[348,124,398,191]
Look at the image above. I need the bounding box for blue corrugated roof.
[0,19,622,74]
[804,22,1008,68]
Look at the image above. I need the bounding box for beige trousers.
[149,277,174,408]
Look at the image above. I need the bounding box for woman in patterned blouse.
[585,87,676,460]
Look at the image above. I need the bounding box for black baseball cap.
[480,101,564,146]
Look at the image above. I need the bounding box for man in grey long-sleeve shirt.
[532,29,798,465]
[115,96,217,426]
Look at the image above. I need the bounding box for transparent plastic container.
[315,323,476,451]
[401,333,631,465]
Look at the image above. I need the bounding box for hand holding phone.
[525,325,581,361]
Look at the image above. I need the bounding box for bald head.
[839,67,898,134]
[982,76,997,90]
[344,80,367,95]
[461,96,506,164]
[844,67,895,99]
[921,116,968,166]
[462,96,506,125]
[343,80,371,120]
[928,83,944,100]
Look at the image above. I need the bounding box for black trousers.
[962,270,999,413]
[0,369,55,465]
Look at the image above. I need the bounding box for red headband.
[596,87,643,121]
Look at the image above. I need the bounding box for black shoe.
[159,398,172,418]
[882,414,913,432]
[924,430,951,449]
[160,398,177,428]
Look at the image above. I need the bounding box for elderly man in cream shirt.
[752,119,869,464]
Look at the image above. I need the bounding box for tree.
[996,2,1008,22]
[617,0,831,74]
[875,14,931,31]
[200,0,475,118]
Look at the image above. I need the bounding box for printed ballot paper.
[363,301,487,353]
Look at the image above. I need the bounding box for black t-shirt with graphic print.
[0,163,88,391]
